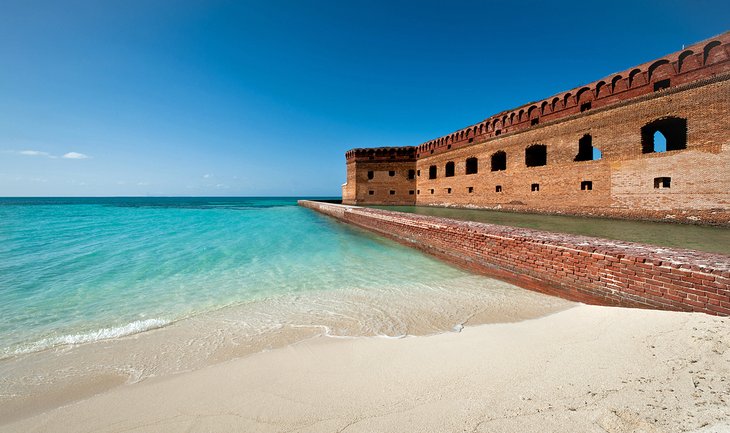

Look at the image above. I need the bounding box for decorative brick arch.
[611,75,625,93]
[648,59,674,82]
[551,97,560,112]
[563,93,573,109]
[678,50,700,72]
[628,68,645,87]
[703,40,726,65]
[576,87,594,103]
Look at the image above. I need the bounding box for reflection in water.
[369,205,730,255]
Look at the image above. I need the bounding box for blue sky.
[1,1,727,196]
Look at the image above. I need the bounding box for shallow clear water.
[0,197,567,360]
[0,197,574,418]
[369,205,730,255]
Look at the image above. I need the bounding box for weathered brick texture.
[300,200,730,316]
[342,33,730,225]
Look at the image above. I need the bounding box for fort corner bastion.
[341,32,730,225]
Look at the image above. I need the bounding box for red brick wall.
[300,200,730,316]
[341,33,730,224]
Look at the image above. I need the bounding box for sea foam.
[3,318,170,359]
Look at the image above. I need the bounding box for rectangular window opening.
[581,180,593,191]
[407,169,415,180]
[447,144,452,149]
[467,186,474,193]
[367,170,374,180]
[409,190,414,195]
[531,183,540,192]
[430,189,434,195]
[495,185,502,193]
[580,102,592,112]
[389,190,395,195]
[654,177,671,189]
[654,79,670,92]
[446,188,452,194]
[531,118,539,126]
[389,170,395,177]
[495,130,502,136]
[468,138,474,143]
[368,190,374,195]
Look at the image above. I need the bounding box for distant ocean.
[0,197,567,368]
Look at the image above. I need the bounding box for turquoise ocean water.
[0,197,573,412]
[0,197,567,362]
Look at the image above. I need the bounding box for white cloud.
[7,150,57,158]
[62,152,90,159]
[203,174,212,178]
[137,182,149,186]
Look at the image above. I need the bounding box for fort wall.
[341,33,730,224]
[300,200,730,316]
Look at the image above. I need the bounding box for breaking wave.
[2,318,170,360]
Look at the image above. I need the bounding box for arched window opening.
[429,165,437,179]
[465,157,478,175]
[445,161,455,177]
[525,144,547,167]
[641,117,687,153]
[491,151,506,171]
[367,171,374,180]
[574,134,601,161]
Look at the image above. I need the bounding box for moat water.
[368,205,730,255]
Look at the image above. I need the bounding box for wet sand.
[2,304,728,433]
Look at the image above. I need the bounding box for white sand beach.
[2,304,728,433]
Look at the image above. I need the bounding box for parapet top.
[345,146,417,162]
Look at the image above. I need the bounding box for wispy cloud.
[203,173,212,178]
[4,149,91,159]
[62,152,90,159]
[9,150,57,158]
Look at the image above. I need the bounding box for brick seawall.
[299,200,730,316]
